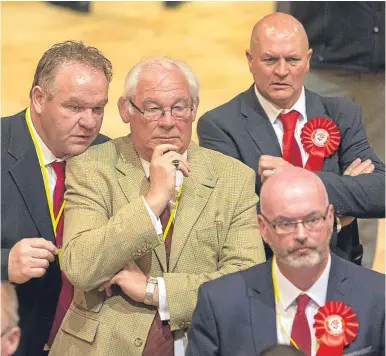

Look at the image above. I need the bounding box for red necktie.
[142,206,174,356]
[47,161,74,347]
[291,294,311,356]
[279,111,303,167]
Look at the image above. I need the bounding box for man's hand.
[258,155,292,183]
[8,238,58,284]
[344,158,374,176]
[98,262,159,305]
[146,144,190,217]
[339,158,375,226]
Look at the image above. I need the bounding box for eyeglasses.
[261,206,330,235]
[129,99,194,122]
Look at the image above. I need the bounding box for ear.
[118,96,131,124]
[6,326,20,355]
[30,86,45,115]
[257,214,269,245]
[245,50,254,72]
[191,96,200,123]
[305,48,313,72]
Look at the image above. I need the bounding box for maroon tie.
[291,294,311,356]
[47,161,74,347]
[279,111,303,167]
[142,205,174,356]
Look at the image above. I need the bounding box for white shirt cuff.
[142,197,163,235]
[157,277,170,321]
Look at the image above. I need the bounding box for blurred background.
[1,1,384,273]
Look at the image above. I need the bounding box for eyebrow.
[141,97,190,106]
[65,98,108,106]
[275,211,321,221]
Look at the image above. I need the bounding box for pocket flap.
[61,308,99,343]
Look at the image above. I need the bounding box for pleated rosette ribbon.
[313,301,359,356]
[301,117,341,171]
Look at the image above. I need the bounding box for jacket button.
[179,321,185,328]
[134,338,143,347]
[374,26,379,33]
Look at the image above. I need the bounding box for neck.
[29,107,61,158]
[276,256,329,291]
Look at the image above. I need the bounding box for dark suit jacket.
[186,254,385,356]
[1,110,109,356]
[198,86,385,260]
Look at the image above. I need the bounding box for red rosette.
[301,117,341,171]
[313,301,359,356]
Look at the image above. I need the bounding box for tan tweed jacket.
[49,135,265,356]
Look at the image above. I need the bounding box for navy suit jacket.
[1,110,109,356]
[186,254,385,356]
[198,86,385,260]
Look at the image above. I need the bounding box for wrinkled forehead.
[136,68,190,102]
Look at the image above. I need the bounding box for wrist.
[145,191,169,217]
[144,277,158,306]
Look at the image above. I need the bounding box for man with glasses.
[186,167,385,356]
[49,57,265,356]
[1,282,21,356]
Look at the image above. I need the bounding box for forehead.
[136,67,190,102]
[263,185,326,219]
[52,62,108,100]
[254,27,305,56]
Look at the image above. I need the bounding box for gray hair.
[122,57,200,113]
[1,282,19,328]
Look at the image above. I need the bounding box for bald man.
[197,12,385,266]
[186,168,385,356]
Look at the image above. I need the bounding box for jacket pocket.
[61,308,99,343]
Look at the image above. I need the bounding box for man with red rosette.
[186,167,385,356]
[197,12,385,266]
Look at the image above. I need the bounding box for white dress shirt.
[26,107,64,203]
[140,154,187,356]
[254,86,310,166]
[274,255,332,356]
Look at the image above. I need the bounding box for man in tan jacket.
[49,57,265,356]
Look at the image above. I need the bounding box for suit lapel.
[241,86,282,157]
[115,136,168,271]
[169,142,216,272]
[8,111,55,243]
[245,261,277,354]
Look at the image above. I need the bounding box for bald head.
[260,167,329,217]
[250,12,309,52]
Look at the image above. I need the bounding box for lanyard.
[25,108,66,238]
[272,257,301,350]
[162,184,183,240]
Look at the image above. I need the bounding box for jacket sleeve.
[315,102,385,218]
[185,285,220,356]
[62,152,163,292]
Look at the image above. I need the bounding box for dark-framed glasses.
[129,99,193,122]
[261,205,330,235]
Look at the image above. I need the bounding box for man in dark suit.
[1,40,111,356]
[186,167,385,356]
[197,12,385,264]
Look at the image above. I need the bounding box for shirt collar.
[273,254,331,310]
[27,107,63,166]
[254,85,307,124]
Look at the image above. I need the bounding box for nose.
[294,221,308,240]
[158,109,176,129]
[79,109,97,130]
[273,58,289,77]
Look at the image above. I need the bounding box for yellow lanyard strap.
[162,184,183,240]
[25,108,66,236]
